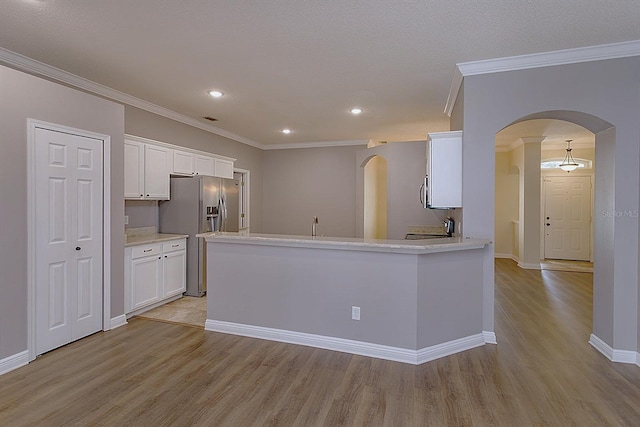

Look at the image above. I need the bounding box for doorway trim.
[234,167,250,230]
[27,119,111,362]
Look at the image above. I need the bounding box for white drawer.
[131,243,162,259]
[163,239,186,252]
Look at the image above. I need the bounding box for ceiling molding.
[445,39,640,118]
[262,139,369,151]
[0,47,265,149]
[444,67,463,117]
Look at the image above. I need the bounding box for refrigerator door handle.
[220,197,228,231]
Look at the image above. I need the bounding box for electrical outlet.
[124,215,129,225]
[351,306,360,320]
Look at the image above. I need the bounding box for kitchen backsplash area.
[125,200,159,229]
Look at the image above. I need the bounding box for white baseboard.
[589,334,638,364]
[494,252,512,259]
[0,350,29,375]
[109,314,128,330]
[205,319,485,365]
[517,261,541,270]
[483,331,497,344]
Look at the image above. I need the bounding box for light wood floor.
[2,259,640,426]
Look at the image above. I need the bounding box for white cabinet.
[172,150,233,178]
[124,139,171,200]
[215,158,234,179]
[194,155,215,176]
[125,238,187,315]
[425,131,462,208]
[173,150,195,175]
[124,140,144,198]
[162,240,187,298]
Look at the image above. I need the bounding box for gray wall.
[207,241,484,350]
[459,57,640,351]
[356,141,451,239]
[124,105,264,232]
[262,145,365,237]
[0,65,125,360]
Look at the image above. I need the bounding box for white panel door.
[35,128,103,355]
[544,176,591,261]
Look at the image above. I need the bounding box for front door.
[544,176,591,261]
[35,127,104,355]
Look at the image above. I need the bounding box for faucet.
[312,216,318,237]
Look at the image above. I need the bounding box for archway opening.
[363,155,388,239]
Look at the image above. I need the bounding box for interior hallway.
[1,259,639,425]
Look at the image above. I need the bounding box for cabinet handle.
[158,256,161,259]
[146,194,150,197]
[140,194,143,197]
[75,246,81,251]
[164,255,167,258]
[171,244,179,247]
[143,248,152,252]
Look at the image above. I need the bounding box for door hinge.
[241,181,245,187]
[241,213,245,218]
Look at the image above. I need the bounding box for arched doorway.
[363,155,388,239]
[495,118,596,267]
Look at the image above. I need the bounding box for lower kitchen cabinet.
[125,238,187,315]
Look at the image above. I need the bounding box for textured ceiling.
[1,0,639,147]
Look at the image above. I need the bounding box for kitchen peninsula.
[198,232,491,365]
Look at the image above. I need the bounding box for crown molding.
[0,47,264,149]
[262,139,369,151]
[444,67,463,117]
[445,39,640,117]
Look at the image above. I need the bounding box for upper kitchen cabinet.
[172,149,235,178]
[194,155,215,176]
[424,131,462,209]
[124,139,171,200]
[214,158,234,179]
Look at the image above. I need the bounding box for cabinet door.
[124,141,144,199]
[163,250,186,298]
[194,155,215,176]
[215,159,234,178]
[144,144,171,199]
[173,150,195,175]
[131,255,162,310]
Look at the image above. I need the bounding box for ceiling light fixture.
[559,139,579,172]
[350,107,362,115]
[281,128,292,134]
[208,90,224,98]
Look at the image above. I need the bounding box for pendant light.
[559,139,579,172]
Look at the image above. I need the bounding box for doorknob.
[75,246,81,250]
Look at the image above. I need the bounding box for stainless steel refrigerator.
[159,175,239,296]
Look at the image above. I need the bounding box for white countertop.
[197,231,490,255]
[125,227,188,247]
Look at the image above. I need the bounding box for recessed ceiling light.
[281,129,292,134]
[350,107,363,115]
[208,90,224,98]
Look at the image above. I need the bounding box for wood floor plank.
[2,259,640,426]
